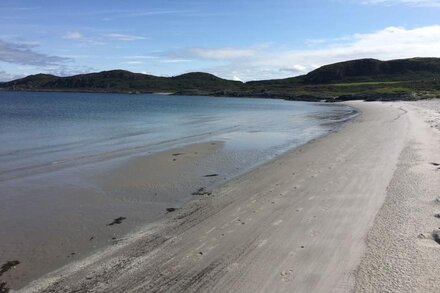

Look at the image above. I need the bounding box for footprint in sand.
[430,162,440,170]
[280,269,295,282]
[272,220,283,226]
[432,229,440,245]
[417,230,440,247]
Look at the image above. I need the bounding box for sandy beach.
[10,100,440,292]
[0,94,354,291]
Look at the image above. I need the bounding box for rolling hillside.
[2,58,440,100]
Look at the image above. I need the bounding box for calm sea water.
[0,91,357,288]
[0,91,355,180]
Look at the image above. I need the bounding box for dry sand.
[355,100,440,292]
[14,100,440,292]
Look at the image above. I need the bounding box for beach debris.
[198,252,203,255]
[172,153,184,156]
[204,174,218,177]
[0,282,10,293]
[67,252,76,258]
[89,236,94,241]
[0,261,20,277]
[166,208,177,213]
[435,213,440,219]
[192,187,212,196]
[432,230,440,245]
[107,217,126,226]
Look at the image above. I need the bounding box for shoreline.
[15,100,430,292]
[0,88,424,103]
[0,100,355,291]
[5,99,440,292]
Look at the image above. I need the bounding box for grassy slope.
[2,58,440,100]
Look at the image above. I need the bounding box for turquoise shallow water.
[0,91,355,180]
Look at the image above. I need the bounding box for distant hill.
[1,70,244,94]
[2,58,440,100]
[302,58,440,84]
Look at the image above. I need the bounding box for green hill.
[302,58,440,84]
[2,58,440,100]
[2,70,244,94]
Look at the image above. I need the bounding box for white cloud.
[123,61,144,64]
[0,39,70,66]
[361,0,440,6]
[0,70,23,82]
[62,31,103,45]
[188,48,255,60]
[63,31,83,40]
[46,65,96,77]
[101,33,146,41]
[181,25,440,81]
[160,59,192,63]
[62,32,146,45]
[123,55,158,59]
[232,75,244,82]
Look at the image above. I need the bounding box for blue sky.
[1,0,440,81]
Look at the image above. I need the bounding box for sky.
[1,0,440,82]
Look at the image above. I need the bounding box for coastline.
[0,87,424,102]
[0,96,355,291]
[16,100,438,292]
[4,99,439,292]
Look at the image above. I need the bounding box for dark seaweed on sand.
[0,261,19,278]
[1,281,10,293]
[107,217,126,226]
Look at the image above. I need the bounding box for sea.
[0,91,357,289]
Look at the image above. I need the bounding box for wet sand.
[0,100,355,291]
[0,142,230,290]
[9,100,440,292]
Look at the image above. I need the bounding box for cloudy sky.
[1,0,440,81]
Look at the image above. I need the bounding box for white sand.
[18,100,440,292]
[355,100,440,292]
